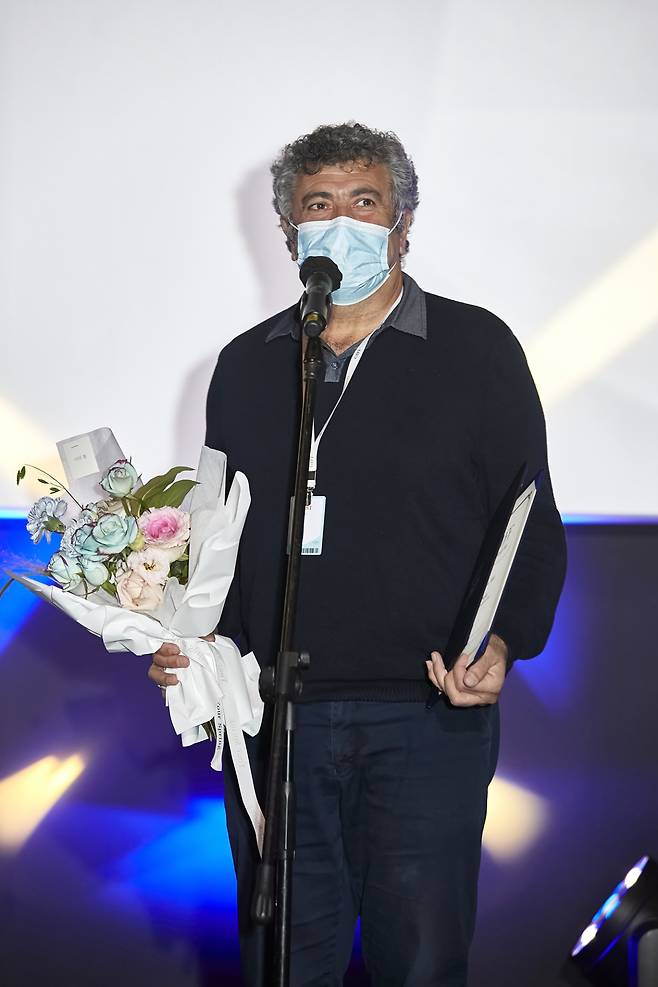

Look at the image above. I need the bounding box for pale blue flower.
[100,460,138,498]
[59,526,78,558]
[48,551,83,591]
[79,556,109,587]
[82,513,138,556]
[67,522,103,560]
[26,496,67,544]
[77,505,100,525]
[60,505,105,560]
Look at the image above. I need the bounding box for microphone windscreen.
[299,256,342,290]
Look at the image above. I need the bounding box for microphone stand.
[251,320,325,986]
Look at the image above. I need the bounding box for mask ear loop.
[388,211,404,235]
[384,212,405,277]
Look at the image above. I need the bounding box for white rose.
[126,547,171,585]
[115,569,164,612]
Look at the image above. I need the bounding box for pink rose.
[116,569,164,612]
[138,507,190,561]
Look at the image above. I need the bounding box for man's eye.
[355,198,375,207]
[308,202,328,210]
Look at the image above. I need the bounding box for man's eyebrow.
[300,190,334,206]
[349,186,382,198]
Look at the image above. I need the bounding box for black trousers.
[223,698,499,987]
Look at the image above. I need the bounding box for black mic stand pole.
[251,314,326,986]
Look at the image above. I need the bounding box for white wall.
[2,0,657,515]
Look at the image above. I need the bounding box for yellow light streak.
[0,396,61,507]
[526,227,658,408]
[483,775,550,861]
[0,753,86,851]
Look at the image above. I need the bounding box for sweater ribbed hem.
[297,679,431,703]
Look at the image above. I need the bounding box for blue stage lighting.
[113,797,236,912]
[0,516,52,652]
[570,855,658,986]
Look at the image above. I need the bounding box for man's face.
[288,160,408,266]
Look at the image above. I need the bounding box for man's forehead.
[294,160,391,193]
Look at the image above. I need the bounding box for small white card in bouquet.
[57,428,127,504]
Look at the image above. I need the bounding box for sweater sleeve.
[204,352,246,650]
[478,317,567,663]
[205,354,225,453]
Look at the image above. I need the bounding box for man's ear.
[280,217,298,260]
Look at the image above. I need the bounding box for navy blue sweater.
[205,288,566,701]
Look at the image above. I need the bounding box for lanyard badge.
[293,288,403,556]
[292,332,373,558]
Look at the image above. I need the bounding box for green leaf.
[16,466,26,485]
[169,558,189,583]
[134,466,194,504]
[43,517,65,533]
[49,486,60,494]
[144,478,198,510]
[37,477,48,484]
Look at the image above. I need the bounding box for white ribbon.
[166,635,265,853]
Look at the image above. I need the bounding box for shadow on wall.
[173,159,298,466]
[173,356,217,468]
[235,158,299,318]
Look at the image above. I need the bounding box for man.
[150,122,566,986]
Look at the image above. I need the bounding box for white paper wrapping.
[10,444,265,850]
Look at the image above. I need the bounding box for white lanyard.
[306,288,403,501]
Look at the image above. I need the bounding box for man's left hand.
[425,634,509,707]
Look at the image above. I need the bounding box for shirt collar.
[264,272,427,343]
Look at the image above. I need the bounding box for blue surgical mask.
[292,214,401,306]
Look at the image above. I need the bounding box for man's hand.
[147,634,215,689]
[425,634,509,707]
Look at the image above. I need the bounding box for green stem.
[119,494,144,517]
[0,577,15,600]
[23,465,83,509]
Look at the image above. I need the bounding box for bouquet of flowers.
[19,457,197,606]
[4,428,264,849]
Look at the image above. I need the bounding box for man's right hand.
[148,643,190,688]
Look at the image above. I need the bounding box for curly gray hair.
[271,121,419,255]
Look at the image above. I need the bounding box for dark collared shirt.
[264,272,427,382]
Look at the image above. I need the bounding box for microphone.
[299,256,342,337]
